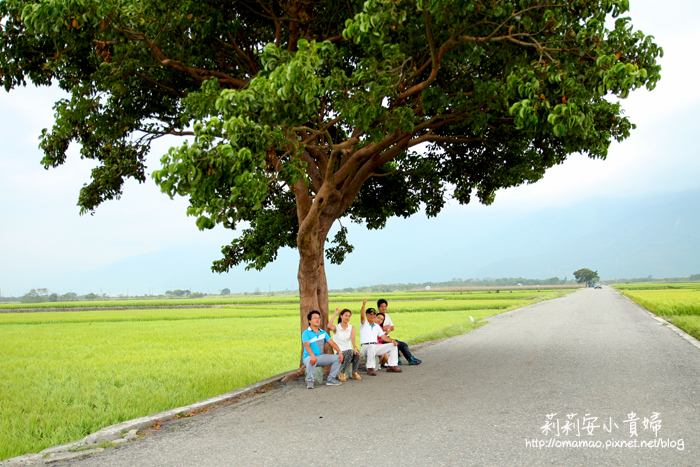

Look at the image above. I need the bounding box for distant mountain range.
[465,191,699,280]
[41,189,699,295]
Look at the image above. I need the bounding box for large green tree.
[1,0,661,335]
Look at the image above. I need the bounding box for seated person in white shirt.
[327,307,362,381]
[359,299,402,375]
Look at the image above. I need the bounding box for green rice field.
[614,283,700,340]
[0,290,573,460]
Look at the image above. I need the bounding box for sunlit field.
[614,283,700,341]
[0,290,574,460]
[613,282,700,291]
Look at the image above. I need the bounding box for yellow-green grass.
[0,300,529,326]
[0,313,300,461]
[614,286,700,341]
[666,316,700,341]
[613,282,700,291]
[614,289,700,316]
[0,306,299,325]
[0,291,571,460]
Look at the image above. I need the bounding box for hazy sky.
[1,0,699,296]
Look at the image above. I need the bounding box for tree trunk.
[296,216,334,364]
[297,241,328,330]
[293,173,354,370]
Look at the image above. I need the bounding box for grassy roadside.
[0,290,573,460]
[613,284,700,341]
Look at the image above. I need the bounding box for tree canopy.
[573,268,599,284]
[1,0,661,332]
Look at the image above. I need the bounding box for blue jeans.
[303,354,341,382]
[396,340,414,361]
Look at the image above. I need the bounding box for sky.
[1,0,699,297]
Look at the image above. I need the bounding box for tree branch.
[398,3,566,102]
[115,28,247,88]
[218,33,258,75]
[133,71,187,97]
[339,133,413,213]
[302,148,325,193]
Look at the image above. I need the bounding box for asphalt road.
[55,287,700,467]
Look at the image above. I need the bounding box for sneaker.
[326,377,342,386]
[408,358,422,365]
[398,358,403,366]
[338,373,347,382]
[307,381,314,389]
[352,372,362,380]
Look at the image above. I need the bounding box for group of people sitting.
[301,298,422,389]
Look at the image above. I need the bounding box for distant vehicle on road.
[594,284,602,289]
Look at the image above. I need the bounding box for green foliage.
[325,224,354,265]
[1,0,662,277]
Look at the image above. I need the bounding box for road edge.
[615,289,700,352]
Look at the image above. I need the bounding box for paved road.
[56,287,699,466]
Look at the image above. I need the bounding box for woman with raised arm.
[328,307,362,381]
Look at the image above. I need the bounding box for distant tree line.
[6,273,697,303]
[18,289,97,303]
[605,274,700,284]
[330,276,573,293]
[165,290,207,298]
